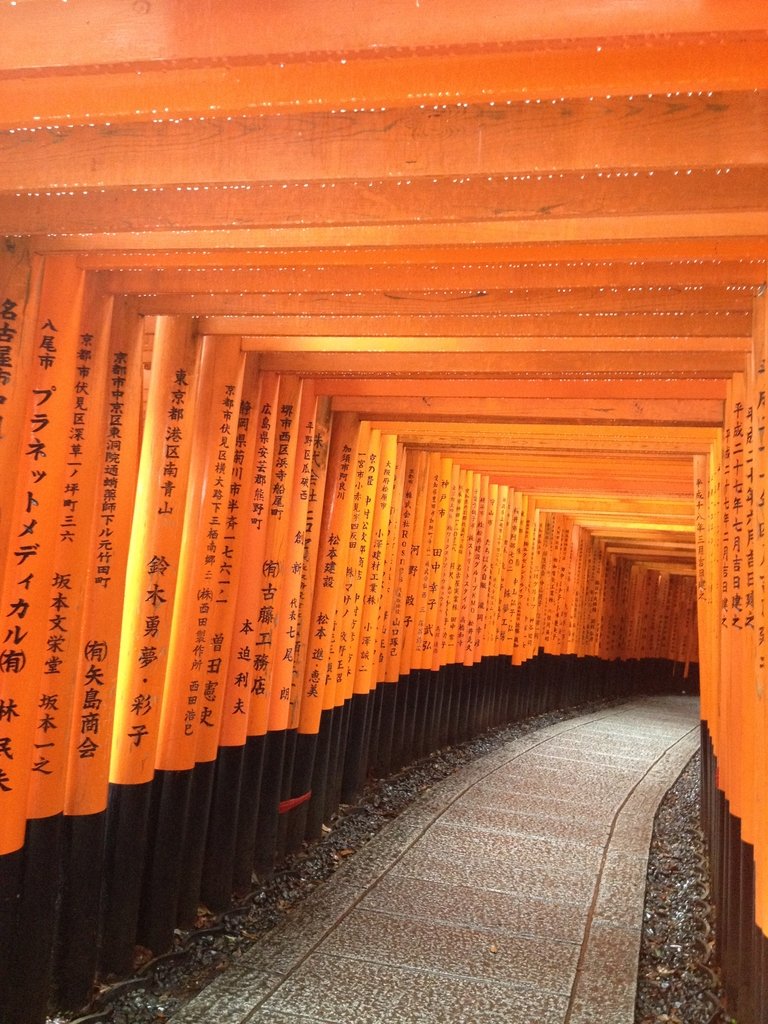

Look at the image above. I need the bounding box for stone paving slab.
[172,695,700,1024]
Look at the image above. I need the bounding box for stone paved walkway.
[173,695,700,1024]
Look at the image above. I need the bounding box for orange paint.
[0,255,85,854]
[353,432,398,696]
[266,383,317,734]
[340,426,380,701]
[64,298,143,817]
[27,280,116,820]
[109,316,201,787]
[153,335,246,771]
[217,360,267,748]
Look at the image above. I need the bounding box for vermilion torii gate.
[0,3,767,1021]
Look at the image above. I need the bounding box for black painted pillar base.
[200,744,245,911]
[137,768,192,954]
[700,718,763,1024]
[275,728,298,859]
[99,780,153,978]
[305,708,333,840]
[371,682,398,776]
[3,815,62,1024]
[177,759,217,926]
[341,690,372,804]
[232,733,266,896]
[0,846,24,1023]
[326,700,350,818]
[400,670,421,766]
[54,811,106,1011]
[284,730,318,851]
[252,730,286,876]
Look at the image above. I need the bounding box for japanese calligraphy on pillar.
[756,329,766,688]
[153,336,245,771]
[29,312,112,819]
[64,300,143,816]
[227,372,280,743]
[385,450,417,678]
[290,397,332,729]
[341,427,379,698]
[0,242,41,531]
[299,413,359,733]
[730,378,746,632]
[431,460,457,672]
[217,362,262,745]
[255,375,303,733]
[398,450,428,678]
[463,475,487,667]
[0,255,84,853]
[353,432,396,693]
[377,443,406,679]
[109,317,200,786]
[267,384,317,734]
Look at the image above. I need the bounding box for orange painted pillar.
[444,468,471,740]
[268,386,322,854]
[137,334,245,947]
[395,450,431,757]
[279,396,333,849]
[343,431,398,794]
[63,298,143,820]
[371,441,407,772]
[299,412,360,835]
[0,241,43,563]
[100,314,201,975]
[250,375,307,874]
[26,280,116,825]
[0,255,85,854]
[0,254,86,1024]
[223,369,282,894]
[21,280,118,1014]
[752,291,768,938]
[409,451,444,754]
[57,296,144,1008]
[338,424,381,800]
[428,460,456,741]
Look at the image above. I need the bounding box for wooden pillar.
[56,296,143,1008]
[135,334,245,950]
[100,314,201,976]
[228,370,281,894]
[199,358,264,908]
[0,254,86,1024]
[301,412,360,838]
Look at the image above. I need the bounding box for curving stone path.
[172,695,700,1024]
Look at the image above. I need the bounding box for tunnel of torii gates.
[1,2,768,1023]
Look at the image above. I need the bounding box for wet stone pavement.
[171,695,700,1024]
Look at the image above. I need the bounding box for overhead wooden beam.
[2,0,765,77]
[314,377,729,399]
[3,93,766,192]
[72,237,768,269]
[26,213,768,258]
[126,287,756,316]
[433,456,693,480]
[329,395,724,426]
[463,473,694,497]
[371,423,716,454]
[187,310,753,336]
[239,335,750,353]
[1,32,768,129]
[6,166,768,237]
[91,258,768,297]
[531,494,695,514]
[254,350,747,376]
